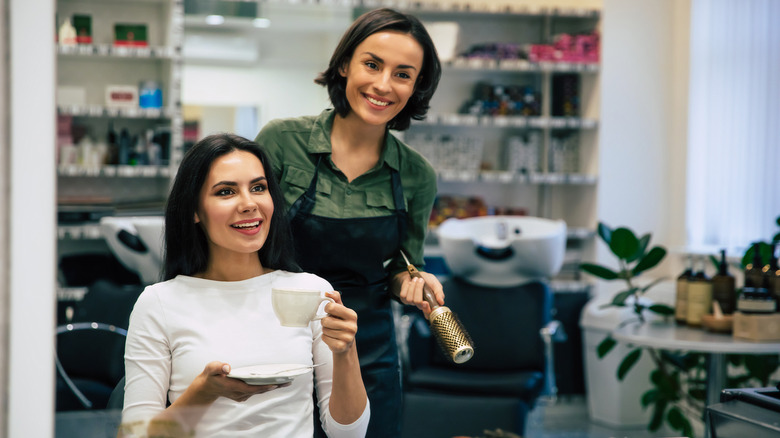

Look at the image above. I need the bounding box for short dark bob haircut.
[163,133,300,280]
[314,8,442,131]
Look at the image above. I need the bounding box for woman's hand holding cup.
[320,291,358,355]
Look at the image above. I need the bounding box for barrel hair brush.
[400,251,474,364]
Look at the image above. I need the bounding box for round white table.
[612,321,780,438]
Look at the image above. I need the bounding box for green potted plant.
[581,219,780,437]
[579,222,694,435]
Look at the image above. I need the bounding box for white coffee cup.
[272,288,335,327]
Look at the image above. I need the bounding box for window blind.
[686,0,780,254]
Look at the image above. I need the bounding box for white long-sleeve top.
[121,270,369,437]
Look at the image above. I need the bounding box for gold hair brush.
[400,251,474,364]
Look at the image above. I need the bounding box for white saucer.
[227,363,315,385]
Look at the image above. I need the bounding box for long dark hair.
[163,133,300,280]
[314,8,442,131]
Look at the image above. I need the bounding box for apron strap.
[286,155,323,221]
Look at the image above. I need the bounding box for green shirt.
[255,108,437,275]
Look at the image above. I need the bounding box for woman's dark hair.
[314,8,442,131]
[163,133,300,280]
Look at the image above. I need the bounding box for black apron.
[288,155,407,438]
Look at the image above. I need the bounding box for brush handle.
[406,264,439,309]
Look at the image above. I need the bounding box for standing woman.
[255,8,443,437]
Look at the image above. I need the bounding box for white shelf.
[355,0,599,17]
[57,43,178,59]
[57,104,177,119]
[57,164,172,178]
[447,58,599,73]
[438,170,597,185]
[416,114,598,129]
[57,286,89,302]
[58,224,103,240]
[550,280,593,294]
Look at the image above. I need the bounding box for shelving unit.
[55,0,183,297]
[55,0,182,220]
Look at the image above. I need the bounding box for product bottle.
[118,128,130,165]
[766,242,780,309]
[106,121,119,165]
[711,249,736,314]
[744,242,764,288]
[58,19,77,46]
[686,256,713,326]
[675,255,694,324]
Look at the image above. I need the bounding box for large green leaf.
[727,354,744,367]
[598,222,613,245]
[610,228,640,260]
[742,241,774,268]
[650,369,680,398]
[744,354,780,385]
[611,288,638,306]
[688,387,706,401]
[617,348,642,380]
[632,246,667,276]
[649,399,668,431]
[666,406,693,438]
[709,254,719,270]
[627,233,651,263]
[640,389,659,408]
[580,263,619,280]
[774,232,780,243]
[648,304,674,316]
[597,336,616,358]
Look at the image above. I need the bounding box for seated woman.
[119,133,369,437]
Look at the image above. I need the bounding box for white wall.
[596,0,690,289]
[7,0,57,437]
[181,5,350,131]
[182,64,332,130]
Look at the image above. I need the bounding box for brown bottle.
[765,242,780,309]
[686,257,712,326]
[744,242,764,288]
[675,255,694,324]
[711,249,736,314]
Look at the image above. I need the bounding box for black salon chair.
[55,279,142,411]
[56,322,128,411]
[400,277,563,438]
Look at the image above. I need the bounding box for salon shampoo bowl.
[436,216,566,287]
[99,216,165,285]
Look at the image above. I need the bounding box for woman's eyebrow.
[210,176,266,190]
[362,51,418,71]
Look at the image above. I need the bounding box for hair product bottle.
[675,255,694,324]
[744,242,764,288]
[711,249,736,314]
[765,242,780,308]
[686,256,713,326]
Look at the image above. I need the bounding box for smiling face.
[194,150,274,266]
[339,30,424,127]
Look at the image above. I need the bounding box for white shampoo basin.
[436,216,567,287]
[100,216,165,285]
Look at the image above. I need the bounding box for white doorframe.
[7,0,57,437]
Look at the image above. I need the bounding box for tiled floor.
[524,395,667,438]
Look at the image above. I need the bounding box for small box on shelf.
[114,23,148,47]
[733,311,780,341]
[105,85,138,108]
